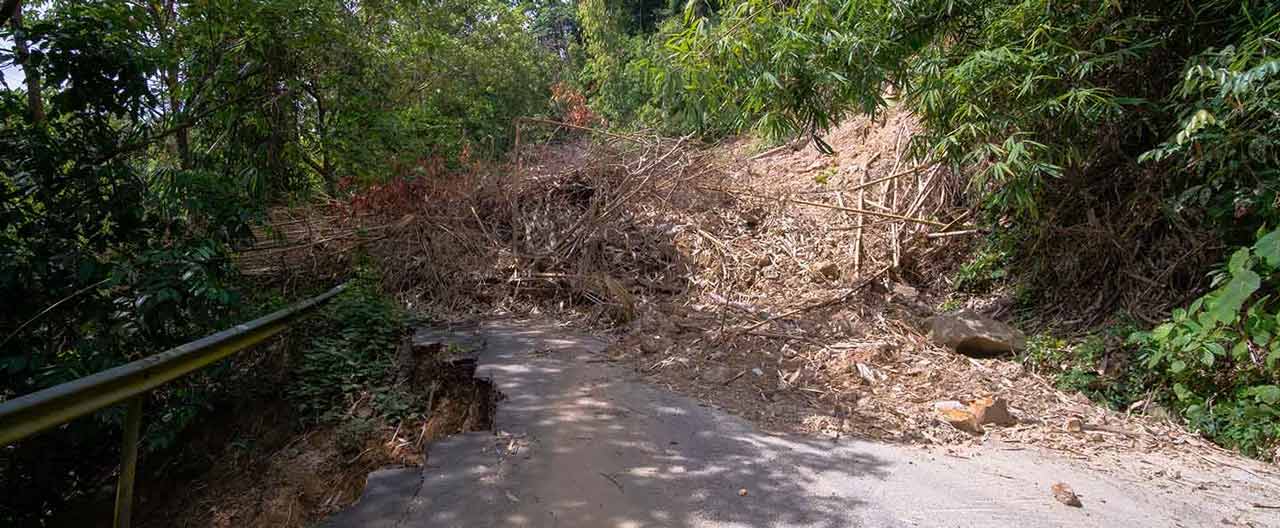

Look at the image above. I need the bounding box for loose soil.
[233,107,1280,521]
[52,347,497,528]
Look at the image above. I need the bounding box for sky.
[1,36,21,88]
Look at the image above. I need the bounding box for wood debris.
[241,107,1280,494]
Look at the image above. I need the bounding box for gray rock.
[701,365,738,385]
[927,309,1026,357]
[890,282,919,301]
[815,261,841,280]
[640,336,673,355]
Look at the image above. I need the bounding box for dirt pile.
[595,111,1273,478]
[239,110,1277,481]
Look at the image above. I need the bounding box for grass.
[1019,321,1154,412]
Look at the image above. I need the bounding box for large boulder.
[927,309,1026,357]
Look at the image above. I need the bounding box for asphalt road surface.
[325,320,1276,527]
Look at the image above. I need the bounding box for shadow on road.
[396,321,893,527]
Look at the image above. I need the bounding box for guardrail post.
[113,396,143,528]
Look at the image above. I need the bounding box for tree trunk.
[164,0,192,169]
[151,0,192,169]
[312,84,335,192]
[11,2,45,123]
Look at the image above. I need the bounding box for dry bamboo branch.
[844,163,934,196]
[855,167,866,277]
[789,196,947,228]
[926,229,983,238]
[701,185,949,227]
[737,266,890,333]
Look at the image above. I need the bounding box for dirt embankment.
[52,336,496,528]
[232,108,1279,516]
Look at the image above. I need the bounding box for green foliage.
[1141,11,1280,242]
[1,1,564,522]
[0,0,557,417]
[1022,328,1151,412]
[289,269,411,423]
[814,167,835,185]
[901,0,1176,219]
[577,0,666,127]
[953,243,1011,293]
[1130,227,1280,458]
[659,0,920,141]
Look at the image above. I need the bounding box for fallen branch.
[935,210,971,233]
[786,197,948,228]
[737,266,890,334]
[240,223,397,256]
[845,162,936,196]
[700,186,949,228]
[926,229,983,239]
[1,278,110,348]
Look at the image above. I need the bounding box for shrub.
[1142,11,1280,243]
[289,268,411,423]
[1130,227,1280,458]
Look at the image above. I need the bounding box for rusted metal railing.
[0,282,348,527]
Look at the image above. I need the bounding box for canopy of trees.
[572,0,1279,457]
[3,0,1280,522]
[1,0,561,521]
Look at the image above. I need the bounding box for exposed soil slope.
[233,109,1280,524]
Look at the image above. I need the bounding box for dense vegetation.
[569,0,1280,456]
[0,0,558,522]
[3,0,1279,521]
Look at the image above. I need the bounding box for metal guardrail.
[0,282,348,528]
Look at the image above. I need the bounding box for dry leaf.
[1051,482,1082,507]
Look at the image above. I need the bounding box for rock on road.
[325,321,1274,527]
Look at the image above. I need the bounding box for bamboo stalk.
[855,167,865,277]
[843,162,933,195]
[698,186,949,228]
[926,229,983,238]
[889,161,900,268]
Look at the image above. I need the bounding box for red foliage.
[333,153,473,218]
[551,82,596,127]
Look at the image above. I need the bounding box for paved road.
[325,321,1269,527]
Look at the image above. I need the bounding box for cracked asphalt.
[323,320,1273,527]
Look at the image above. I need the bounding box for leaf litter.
[239,108,1280,520]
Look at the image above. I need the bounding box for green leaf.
[1255,229,1280,268]
[812,134,835,155]
[1233,340,1250,360]
[1170,359,1187,373]
[762,71,783,89]
[1250,385,1280,405]
[1207,268,1260,325]
[1228,248,1251,275]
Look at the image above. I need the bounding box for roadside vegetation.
[2,0,1279,523]
[566,0,1280,460]
[0,0,560,523]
